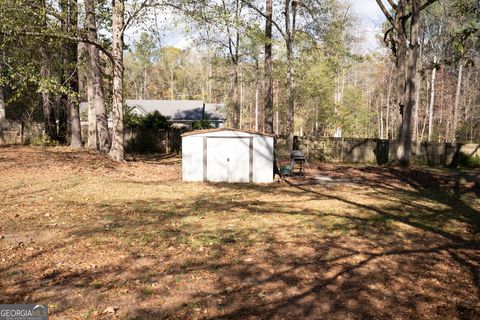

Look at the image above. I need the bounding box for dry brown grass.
[0,146,479,319]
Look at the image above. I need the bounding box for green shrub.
[28,133,59,146]
[453,152,480,169]
[141,111,171,130]
[124,108,170,130]
[192,120,212,130]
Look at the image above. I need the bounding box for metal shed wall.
[182,130,274,183]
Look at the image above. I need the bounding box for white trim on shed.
[182,129,274,183]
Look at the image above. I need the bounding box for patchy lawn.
[0,146,479,320]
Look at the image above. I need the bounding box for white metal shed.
[182,128,274,183]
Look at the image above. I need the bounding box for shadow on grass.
[0,165,479,319]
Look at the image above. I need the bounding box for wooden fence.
[276,136,480,166]
[123,128,183,154]
[0,120,44,145]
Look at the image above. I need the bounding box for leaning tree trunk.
[108,0,125,161]
[263,0,273,134]
[85,0,110,153]
[396,0,421,164]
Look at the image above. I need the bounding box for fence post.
[340,137,344,163]
[444,142,448,167]
[166,129,170,154]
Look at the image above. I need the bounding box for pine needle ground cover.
[0,146,479,319]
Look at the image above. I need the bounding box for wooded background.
[0,0,478,164]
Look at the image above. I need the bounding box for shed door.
[206,137,251,182]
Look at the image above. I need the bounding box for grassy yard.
[0,146,479,319]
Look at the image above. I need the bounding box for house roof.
[79,100,227,121]
[181,128,276,137]
[126,100,226,121]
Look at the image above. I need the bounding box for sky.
[349,0,386,53]
[124,0,387,54]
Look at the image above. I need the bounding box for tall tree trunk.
[57,98,68,143]
[40,46,57,140]
[420,79,429,143]
[108,0,125,161]
[240,63,244,129]
[413,75,421,142]
[452,61,463,143]
[274,80,279,134]
[395,0,407,128]
[85,0,110,153]
[439,67,445,142]
[386,63,393,139]
[66,0,82,148]
[86,66,97,149]
[396,0,420,164]
[0,55,6,120]
[69,48,82,147]
[255,58,259,132]
[413,42,423,142]
[380,94,384,139]
[144,68,148,99]
[427,56,437,142]
[0,85,4,120]
[58,0,70,144]
[231,66,240,128]
[39,0,57,140]
[264,0,273,134]
[170,69,174,100]
[0,48,3,119]
[284,0,296,151]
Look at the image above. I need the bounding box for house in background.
[79,100,226,129]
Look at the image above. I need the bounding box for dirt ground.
[0,146,479,320]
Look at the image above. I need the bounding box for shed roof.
[181,128,275,137]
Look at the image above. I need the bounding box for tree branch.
[401,0,439,21]
[239,0,287,41]
[376,0,396,27]
[0,30,114,64]
[386,0,398,10]
[123,0,159,34]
